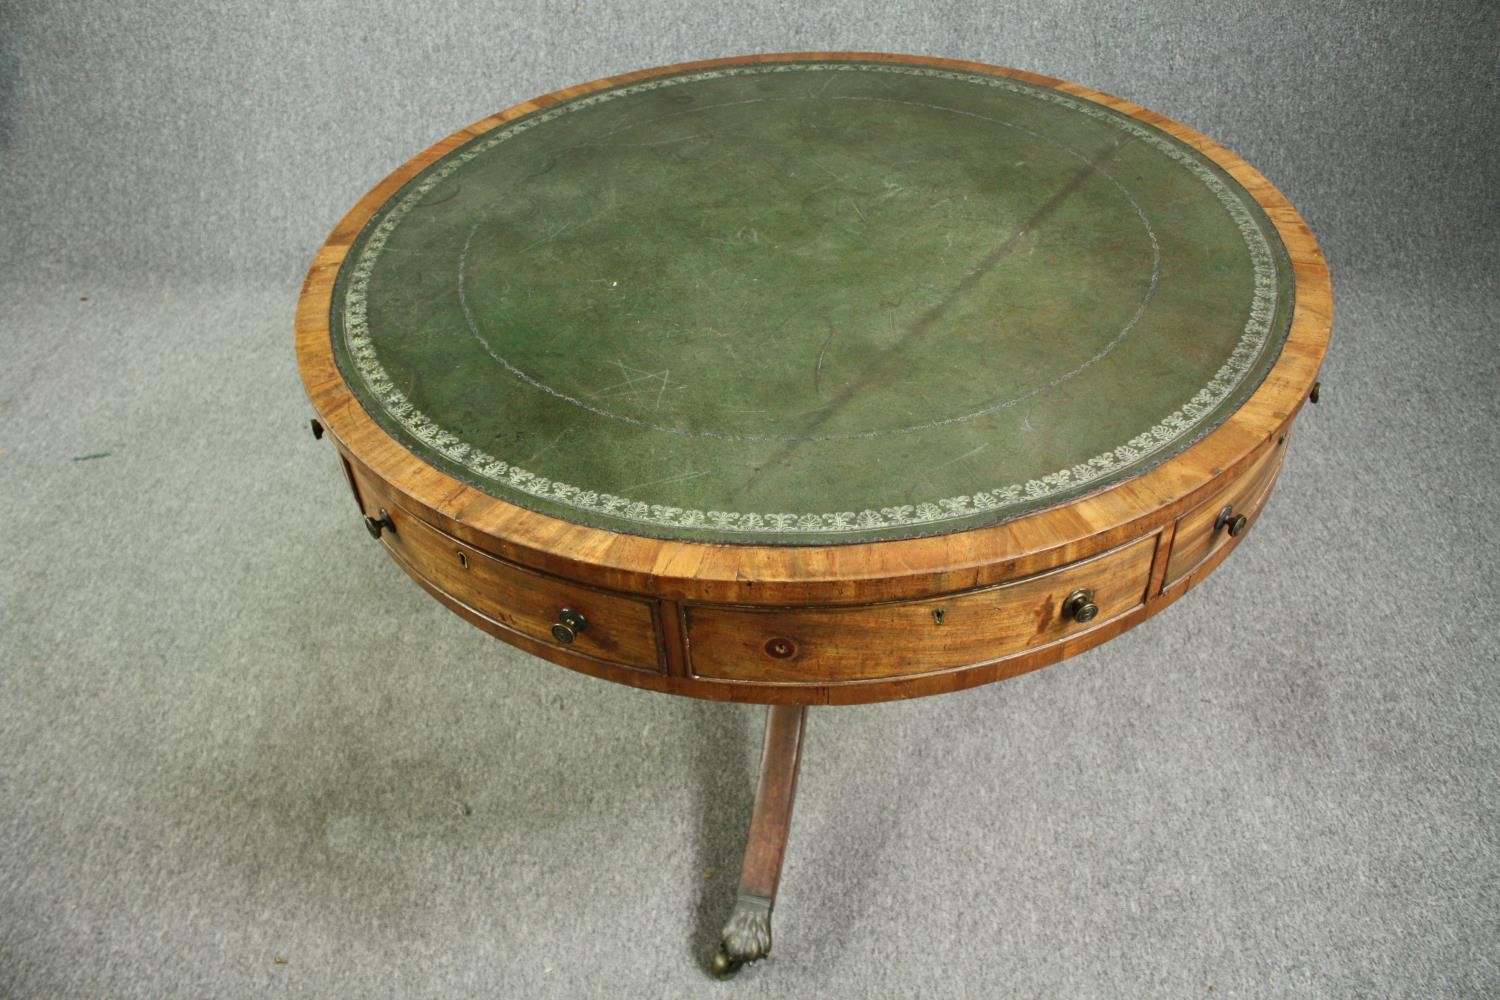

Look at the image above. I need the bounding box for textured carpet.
[1,1,1496,997]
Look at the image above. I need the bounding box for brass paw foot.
[711,892,773,978]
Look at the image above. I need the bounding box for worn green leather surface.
[333,61,1292,544]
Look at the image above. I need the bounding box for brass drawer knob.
[1215,505,1248,537]
[363,508,394,539]
[1063,588,1099,624]
[551,608,587,644]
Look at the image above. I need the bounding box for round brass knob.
[1215,505,1248,537]
[363,508,394,539]
[551,608,586,644]
[1063,588,1099,624]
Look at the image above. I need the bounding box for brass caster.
[711,891,772,978]
[710,948,744,979]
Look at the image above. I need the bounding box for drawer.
[345,464,663,673]
[685,534,1157,684]
[1163,437,1287,589]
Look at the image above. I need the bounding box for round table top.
[320,55,1306,551]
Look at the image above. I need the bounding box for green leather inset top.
[332,61,1293,544]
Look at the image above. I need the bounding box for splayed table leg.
[711,704,808,977]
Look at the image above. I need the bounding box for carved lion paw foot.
[710,892,773,978]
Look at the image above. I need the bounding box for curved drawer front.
[684,534,1157,685]
[346,464,664,673]
[1164,436,1288,589]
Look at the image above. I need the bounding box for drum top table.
[296,52,1330,974]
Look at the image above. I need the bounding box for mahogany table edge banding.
[296,51,1332,976]
[298,51,1332,709]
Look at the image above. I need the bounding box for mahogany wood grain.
[376,497,664,674]
[739,705,807,901]
[297,52,1333,706]
[684,535,1156,684]
[711,704,809,975]
[1164,434,1289,588]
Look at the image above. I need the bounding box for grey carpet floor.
[1,236,1495,1000]
[1,2,1497,997]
